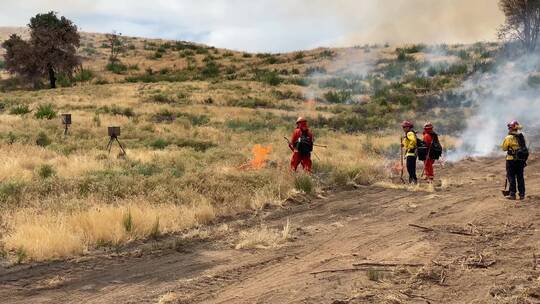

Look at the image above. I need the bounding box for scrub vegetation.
[0,27,486,261]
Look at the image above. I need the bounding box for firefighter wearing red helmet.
[423,122,435,181]
[501,120,528,200]
[401,120,418,184]
[289,117,314,172]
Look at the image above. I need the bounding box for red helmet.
[296,117,307,124]
[507,120,521,130]
[424,122,433,130]
[401,120,413,128]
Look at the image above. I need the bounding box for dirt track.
[2,156,540,304]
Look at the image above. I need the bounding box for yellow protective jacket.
[501,131,521,161]
[402,131,417,157]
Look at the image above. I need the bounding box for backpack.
[429,133,443,160]
[416,134,428,161]
[296,130,313,156]
[513,133,529,162]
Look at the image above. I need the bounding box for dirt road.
[2,156,540,303]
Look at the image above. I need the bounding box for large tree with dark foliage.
[1,12,80,89]
[499,0,540,52]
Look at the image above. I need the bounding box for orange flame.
[250,144,272,169]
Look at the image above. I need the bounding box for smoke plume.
[447,53,540,161]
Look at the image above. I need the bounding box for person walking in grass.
[501,120,528,200]
[289,117,314,173]
[401,121,418,184]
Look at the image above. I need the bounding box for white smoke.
[447,53,540,161]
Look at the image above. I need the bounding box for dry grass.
[4,201,216,261]
[157,292,180,304]
[235,219,291,250]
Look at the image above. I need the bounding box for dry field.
[0,26,511,303]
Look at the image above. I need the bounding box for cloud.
[0,0,504,52]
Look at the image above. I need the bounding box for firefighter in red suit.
[289,117,314,173]
[423,122,435,181]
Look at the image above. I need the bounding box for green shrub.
[305,66,327,75]
[242,53,252,58]
[294,175,314,194]
[57,74,73,87]
[35,104,57,120]
[106,62,128,74]
[0,180,25,206]
[15,247,27,264]
[0,60,5,70]
[146,93,176,104]
[9,104,30,115]
[444,63,468,75]
[74,68,95,82]
[227,98,273,109]
[318,50,335,59]
[175,138,216,151]
[37,164,56,179]
[176,112,210,126]
[294,52,305,60]
[257,70,282,86]
[150,138,169,150]
[122,210,133,233]
[265,56,280,64]
[323,90,351,104]
[201,61,220,78]
[95,78,109,85]
[110,105,135,118]
[36,131,51,147]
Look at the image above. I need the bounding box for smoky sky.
[0,0,503,52]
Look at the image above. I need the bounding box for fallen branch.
[353,262,424,267]
[310,268,365,275]
[408,224,434,232]
[409,223,474,236]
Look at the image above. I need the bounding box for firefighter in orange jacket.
[289,117,314,172]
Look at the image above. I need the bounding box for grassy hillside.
[0,28,491,262]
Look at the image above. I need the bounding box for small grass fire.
[238,144,273,170]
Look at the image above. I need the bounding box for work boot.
[519,195,525,200]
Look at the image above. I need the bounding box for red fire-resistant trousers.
[424,159,434,179]
[291,152,312,173]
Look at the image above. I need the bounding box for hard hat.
[507,120,522,130]
[401,120,413,128]
[296,117,307,124]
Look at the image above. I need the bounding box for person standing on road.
[289,117,314,173]
[501,120,528,200]
[423,122,435,182]
[401,121,418,184]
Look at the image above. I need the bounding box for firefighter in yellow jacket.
[401,121,418,184]
[501,120,528,200]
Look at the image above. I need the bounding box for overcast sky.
[0,0,504,52]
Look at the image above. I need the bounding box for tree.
[105,31,126,65]
[498,0,540,52]
[1,11,80,89]
[1,35,41,88]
